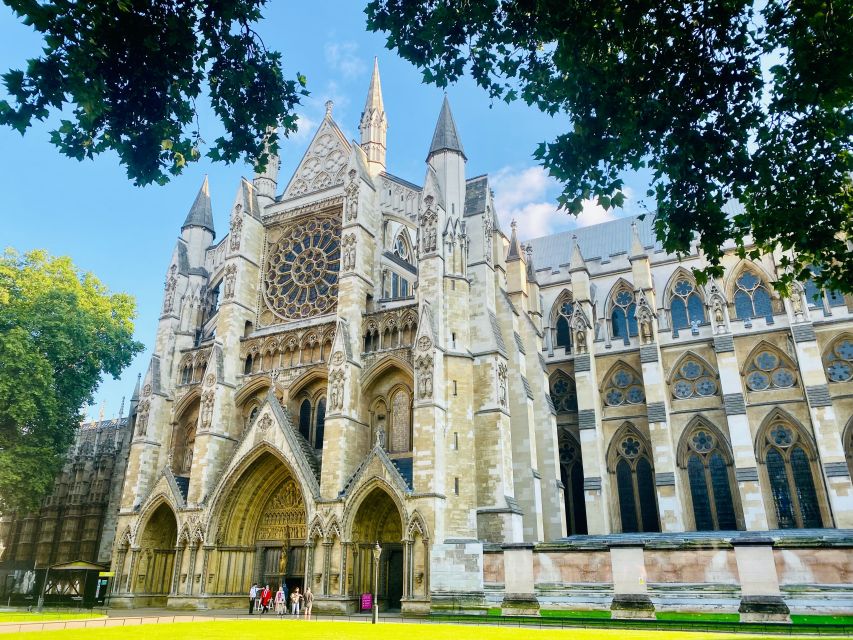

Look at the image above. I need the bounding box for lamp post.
[371,541,381,624]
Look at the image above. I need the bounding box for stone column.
[322,541,333,595]
[789,322,853,527]
[113,549,127,594]
[199,547,211,595]
[609,541,654,619]
[714,334,770,530]
[185,543,198,595]
[500,543,539,616]
[170,546,184,595]
[733,537,790,623]
[404,541,412,599]
[125,549,139,594]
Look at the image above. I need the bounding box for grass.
[791,614,853,626]
[0,611,105,623]
[655,612,741,623]
[540,609,613,619]
[10,620,851,640]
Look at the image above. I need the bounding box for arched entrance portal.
[210,451,307,596]
[134,503,177,602]
[351,487,404,611]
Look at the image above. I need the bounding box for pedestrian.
[303,586,313,619]
[248,583,258,614]
[281,581,289,614]
[290,587,302,616]
[275,584,286,616]
[260,584,272,613]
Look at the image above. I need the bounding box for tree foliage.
[0,250,144,513]
[0,0,307,186]
[367,0,853,294]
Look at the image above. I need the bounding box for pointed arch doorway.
[350,486,404,611]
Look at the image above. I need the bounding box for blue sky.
[0,2,646,419]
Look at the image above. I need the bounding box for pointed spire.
[569,235,588,272]
[360,57,387,173]
[630,220,646,258]
[525,244,538,283]
[182,175,215,237]
[506,219,524,262]
[428,95,466,161]
[131,373,141,401]
[253,127,279,205]
[118,396,126,420]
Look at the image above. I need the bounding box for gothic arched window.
[680,424,738,531]
[393,232,413,265]
[603,366,645,406]
[803,268,845,310]
[552,295,573,352]
[244,355,253,375]
[611,287,638,344]
[559,434,588,535]
[672,357,719,399]
[759,417,823,529]
[824,337,853,383]
[389,387,412,453]
[551,373,578,413]
[298,399,312,441]
[744,347,797,391]
[733,269,773,321]
[670,277,706,337]
[314,398,326,449]
[610,427,659,533]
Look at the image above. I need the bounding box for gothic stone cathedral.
[108,61,853,618]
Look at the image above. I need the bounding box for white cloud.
[575,198,618,228]
[291,112,318,142]
[324,41,367,80]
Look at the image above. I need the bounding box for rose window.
[825,339,853,383]
[263,213,342,321]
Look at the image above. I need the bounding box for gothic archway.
[133,502,177,600]
[348,485,404,611]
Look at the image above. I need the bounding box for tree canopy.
[0,250,144,512]
[0,0,307,186]
[366,0,853,295]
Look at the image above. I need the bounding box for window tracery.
[262,212,342,323]
[671,357,718,399]
[550,373,578,413]
[680,423,738,530]
[603,366,645,406]
[744,348,797,391]
[552,294,573,352]
[824,337,853,383]
[609,426,659,533]
[733,269,773,321]
[803,267,845,311]
[559,433,587,535]
[759,416,823,529]
[610,286,638,343]
[393,231,413,265]
[669,277,706,336]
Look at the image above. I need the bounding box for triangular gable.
[339,442,412,498]
[282,116,351,200]
[137,466,187,513]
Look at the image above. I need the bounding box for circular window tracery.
[825,339,853,383]
[672,357,719,399]
[263,213,342,321]
[745,349,797,392]
[603,366,645,407]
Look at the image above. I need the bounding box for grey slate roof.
[464,175,488,216]
[428,96,466,160]
[182,176,215,236]
[526,214,662,271]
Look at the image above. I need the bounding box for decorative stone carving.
[331,350,345,367]
[417,336,433,352]
[342,233,357,271]
[143,383,152,397]
[497,361,508,407]
[204,373,216,387]
[163,265,178,314]
[285,125,348,198]
[258,414,273,432]
[483,207,494,265]
[200,390,215,429]
[223,264,237,300]
[345,170,359,221]
[135,399,150,436]
[415,355,433,400]
[229,205,243,252]
[329,370,345,410]
[420,197,437,254]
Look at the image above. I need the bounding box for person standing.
[290,587,302,616]
[260,584,272,613]
[303,586,314,619]
[248,583,258,614]
[281,582,289,615]
[275,584,286,616]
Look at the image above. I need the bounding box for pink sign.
[361,593,373,611]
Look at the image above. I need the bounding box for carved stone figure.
[497,362,508,407]
[223,264,237,300]
[229,205,243,252]
[163,265,178,314]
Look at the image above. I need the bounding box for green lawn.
[10,620,850,640]
[0,610,105,623]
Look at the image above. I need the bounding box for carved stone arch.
[663,266,701,308]
[361,355,414,391]
[405,510,430,542]
[740,340,799,391]
[326,516,343,542]
[549,289,574,326]
[676,415,733,468]
[173,387,201,422]
[393,226,414,260]
[724,258,776,303]
[667,351,718,384]
[342,476,408,542]
[605,277,637,314]
[118,525,133,548]
[287,367,329,400]
[204,442,314,544]
[177,523,192,545]
[234,377,272,407]
[307,515,325,542]
[754,407,818,463]
[401,309,418,329]
[135,493,180,546]
[549,369,578,414]
[606,422,653,473]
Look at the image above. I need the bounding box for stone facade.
[0,416,131,603]
[101,63,853,617]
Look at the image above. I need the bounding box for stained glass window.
[559,435,588,535]
[551,374,578,413]
[744,348,797,391]
[603,366,645,406]
[804,267,846,310]
[824,338,853,383]
[671,357,719,399]
[553,296,573,351]
[612,428,659,533]
[611,288,638,343]
[682,425,739,531]
[733,269,773,321]
[762,419,824,529]
[670,278,706,337]
[314,399,326,449]
[393,232,413,264]
[299,399,312,441]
